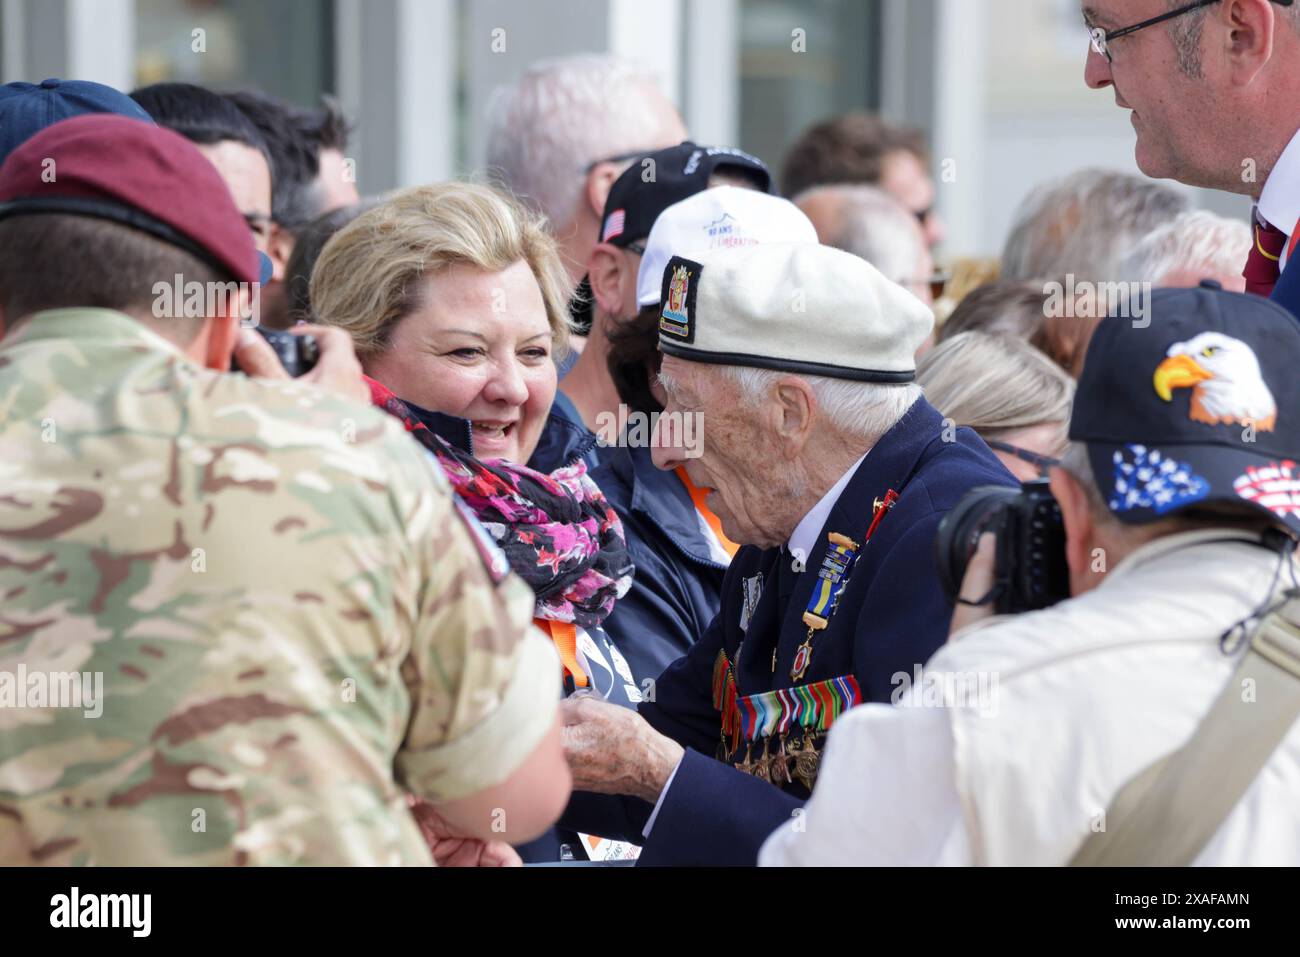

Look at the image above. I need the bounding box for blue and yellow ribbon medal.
[788,490,899,682]
[790,532,859,681]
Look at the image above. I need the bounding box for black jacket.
[563,399,1018,865]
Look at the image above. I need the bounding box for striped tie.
[1244,217,1287,298]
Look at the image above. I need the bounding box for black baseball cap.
[598,141,772,249]
[1070,281,1300,535]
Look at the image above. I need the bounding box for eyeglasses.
[581,150,654,176]
[985,440,1061,477]
[901,272,950,301]
[1089,0,1293,62]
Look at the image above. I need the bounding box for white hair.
[484,54,672,232]
[1002,169,1191,283]
[719,365,923,442]
[1118,209,1251,286]
[796,183,923,284]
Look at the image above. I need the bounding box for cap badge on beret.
[1153,333,1278,432]
[660,256,700,344]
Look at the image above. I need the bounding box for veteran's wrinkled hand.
[561,695,684,803]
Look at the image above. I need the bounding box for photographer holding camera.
[762,281,1300,866]
[0,116,571,865]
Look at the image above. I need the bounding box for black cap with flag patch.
[598,141,771,249]
[1070,281,1300,535]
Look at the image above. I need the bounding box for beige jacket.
[761,529,1300,866]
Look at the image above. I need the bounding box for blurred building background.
[0,0,1248,260]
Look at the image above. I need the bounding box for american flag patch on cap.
[602,209,626,242]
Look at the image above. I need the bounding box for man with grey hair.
[1083,0,1300,304]
[796,183,935,306]
[762,284,1300,866]
[1120,209,1251,290]
[1002,168,1190,282]
[559,242,1014,865]
[484,54,687,286]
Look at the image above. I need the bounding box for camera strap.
[1069,590,1300,866]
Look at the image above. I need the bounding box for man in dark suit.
[1082,0,1300,301]
[1272,231,1300,317]
[560,242,1016,865]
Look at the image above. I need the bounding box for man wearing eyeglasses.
[484,56,687,291]
[1084,0,1300,306]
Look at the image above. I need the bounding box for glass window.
[135,0,334,104]
[738,0,882,193]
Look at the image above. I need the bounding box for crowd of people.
[1,0,1299,867]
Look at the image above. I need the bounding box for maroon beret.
[0,113,258,285]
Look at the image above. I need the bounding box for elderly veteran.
[560,242,1016,865]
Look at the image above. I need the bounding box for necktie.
[1244,218,1287,298]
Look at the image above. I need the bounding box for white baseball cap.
[635,186,819,309]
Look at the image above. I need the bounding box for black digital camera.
[934,479,1070,615]
[233,327,320,377]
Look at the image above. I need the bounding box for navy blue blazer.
[1271,248,1300,320]
[592,444,728,684]
[562,398,1017,865]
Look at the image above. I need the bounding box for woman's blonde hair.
[917,331,1075,442]
[309,181,572,359]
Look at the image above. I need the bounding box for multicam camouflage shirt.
[0,309,560,865]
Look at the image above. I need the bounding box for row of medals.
[723,730,822,791]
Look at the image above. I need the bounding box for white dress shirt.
[642,452,868,838]
[1258,124,1300,270]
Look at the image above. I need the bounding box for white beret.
[657,242,935,382]
[636,186,819,308]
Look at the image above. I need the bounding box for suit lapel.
[775,399,944,675]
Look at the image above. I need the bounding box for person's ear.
[201,296,244,371]
[266,223,294,282]
[1222,0,1277,86]
[1050,465,1099,596]
[771,377,817,458]
[587,243,627,315]
[584,163,622,221]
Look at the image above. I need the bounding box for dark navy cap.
[598,141,772,249]
[1070,281,1300,535]
[0,79,153,164]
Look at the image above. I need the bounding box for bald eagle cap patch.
[660,256,701,345]
[1153,333,1278,431]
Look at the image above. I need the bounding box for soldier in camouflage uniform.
[0,114,568,865]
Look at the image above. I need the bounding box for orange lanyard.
[676,468,740,559]
[535,618,587,688]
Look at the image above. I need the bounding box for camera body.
[232,327,320,378]
[935,479,1070,615]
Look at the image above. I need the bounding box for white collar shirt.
[1257,124,1300,271]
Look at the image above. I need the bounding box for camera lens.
[933,485,1022,604]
